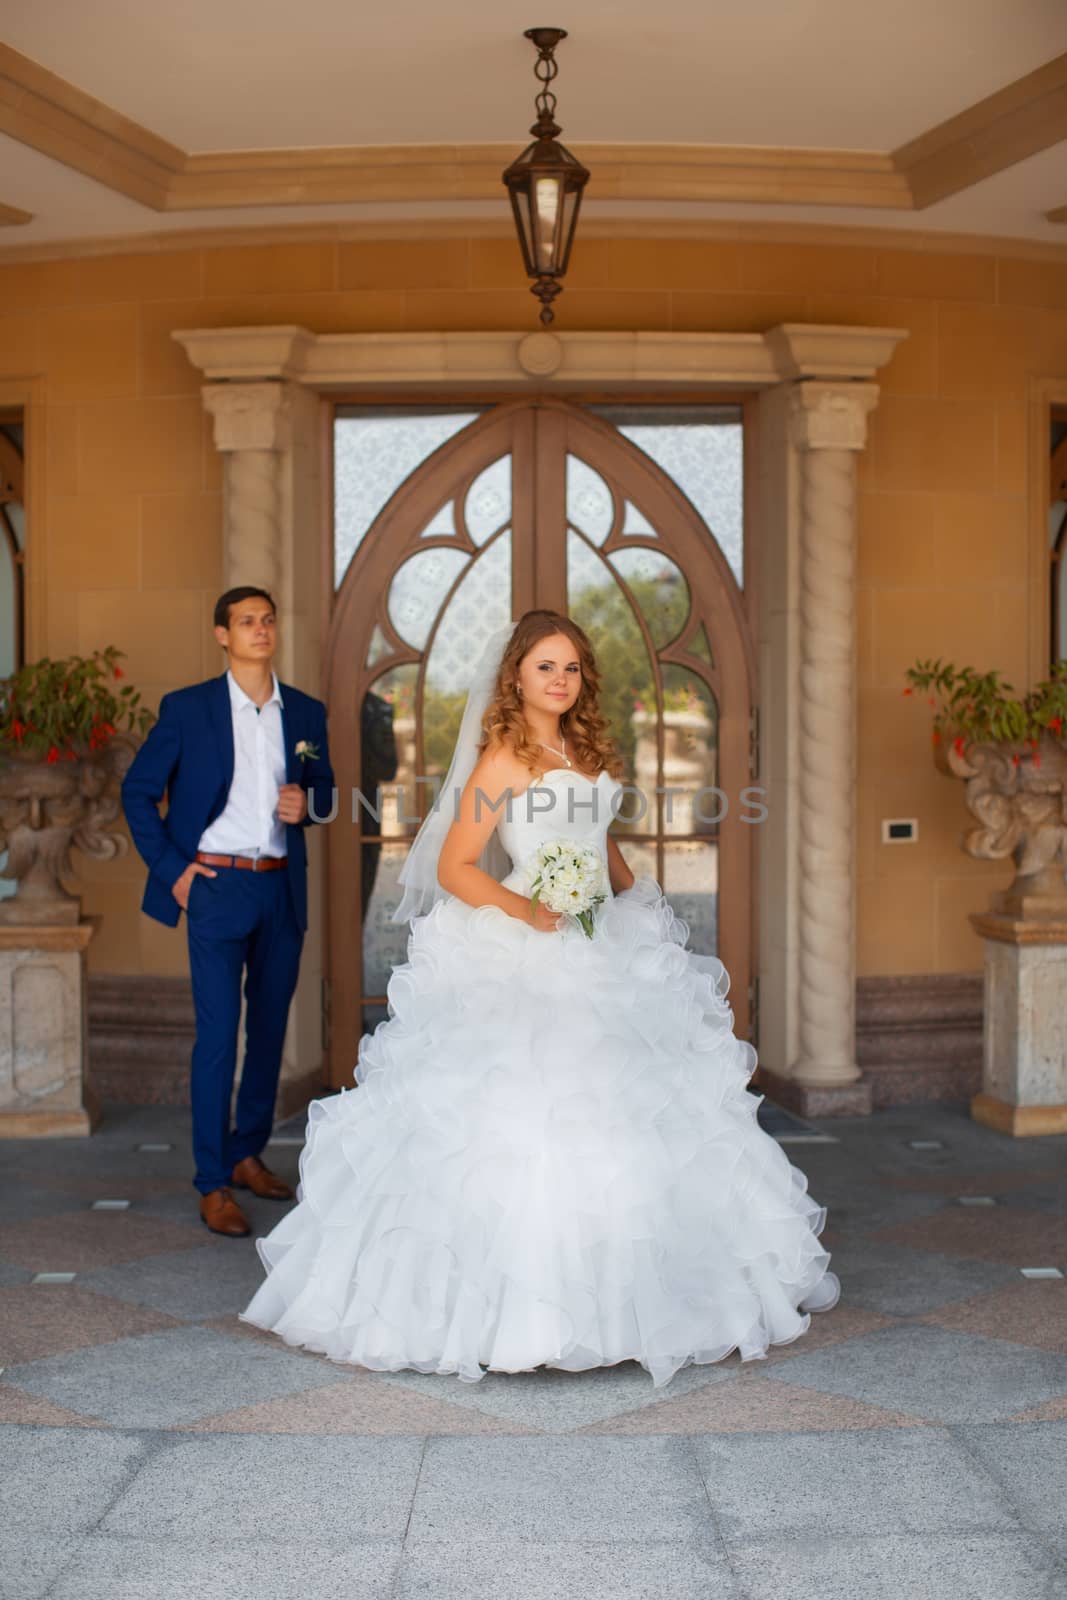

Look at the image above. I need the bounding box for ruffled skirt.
[241,877,840,1387]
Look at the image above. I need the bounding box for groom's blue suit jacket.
[121,673,335,931]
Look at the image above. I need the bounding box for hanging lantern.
[502,28,590,326]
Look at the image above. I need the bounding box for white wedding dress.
[241,767,840,1387]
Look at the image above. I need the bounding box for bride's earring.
[515,684,523,698]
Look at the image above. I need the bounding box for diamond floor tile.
[0,1211,210,1272]
[767,1322,1067,1424]
[380,1357,737,1434]
[0,1384,103,1427]
[182,1374,535,1435]
[921,1280,1067,1354]
[3,1324,346,1429]
[874,1208,1067,1267]
[580,1370,925,1434]
[877,1169,1067,1196]
[81,1246,270,1322]
[760,1304,894,1365]
[813,1238,1018,1317]
[0,1284,180,1364]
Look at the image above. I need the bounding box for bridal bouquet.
[526,839,608,938]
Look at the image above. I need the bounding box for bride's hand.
[529,898,561,933]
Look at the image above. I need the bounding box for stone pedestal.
[0,922,98,1137]
[970,912,1067,1137]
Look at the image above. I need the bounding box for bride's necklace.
[539,735,572,768]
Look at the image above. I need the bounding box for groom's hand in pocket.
[172,861,217,911]
[277,783,308,825]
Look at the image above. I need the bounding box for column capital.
[202,382,292,453]
[789,381,880,453]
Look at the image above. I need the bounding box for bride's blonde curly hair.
[478,610,625,779]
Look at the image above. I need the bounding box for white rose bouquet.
[526,839,608,938]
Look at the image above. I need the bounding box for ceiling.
[0,0,1065,252]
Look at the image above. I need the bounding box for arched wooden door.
[325,398,757,1087]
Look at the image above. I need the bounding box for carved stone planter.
[939,732,1067,918]
[0,740,135,1136]
[939,733,1067,1136]
[0,742,134,924]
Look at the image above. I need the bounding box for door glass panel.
[423,533,513,786]
[419,499,456,537]
[663,842,718,956]
[334,407,481,584]
[592,405,744,585]
[365,623,390,668]
[660,664,719,835]
[360,665,418,842]
[621,500,657,538]
[608,547,690,650]
[686,620,715,667]
[363,842,413,995]
[613,837,657,878]
[387,547,469,650]
[566,529,655,796]
[566,454,614,546]
[463,456,511,545]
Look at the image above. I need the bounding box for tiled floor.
[1,1101,1066,1599]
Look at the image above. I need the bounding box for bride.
[241,609,840,1386]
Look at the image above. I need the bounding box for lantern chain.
[532,40,559,123]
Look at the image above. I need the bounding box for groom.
[122,587,335,1236]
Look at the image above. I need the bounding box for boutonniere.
[294,739,320,763]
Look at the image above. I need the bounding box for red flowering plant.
[0,647,154,764]
[903,658,1067,768]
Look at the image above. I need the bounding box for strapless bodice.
[496,768,622,896]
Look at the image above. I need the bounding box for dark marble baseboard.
[89,968,985,1115]
[88,975,328,1112]
[88,976,197,1106]
[857,971,983,1109]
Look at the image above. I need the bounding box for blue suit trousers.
[185,865,304,1195]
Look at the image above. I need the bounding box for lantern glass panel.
[533,176,563,271]
[508,185,536,275]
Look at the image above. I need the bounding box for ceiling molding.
[0,43,179,209]
[172,322,909,392]
[3,212,1067,268]
[169,143,910,212]
[0,200,32,226]
[1,39,1064,225]
[892,50,1067,209]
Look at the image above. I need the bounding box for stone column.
[202,382,291,599]
[787,381,879,1113]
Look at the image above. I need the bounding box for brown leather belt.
[195,851,288,872]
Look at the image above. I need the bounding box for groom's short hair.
[214,587,277,629]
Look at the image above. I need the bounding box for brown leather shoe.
[230,1154,295,1202]
[199,1186,251,1237]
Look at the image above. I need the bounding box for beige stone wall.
[1,232,1064,980]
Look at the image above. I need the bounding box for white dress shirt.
[198,671,288,859]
